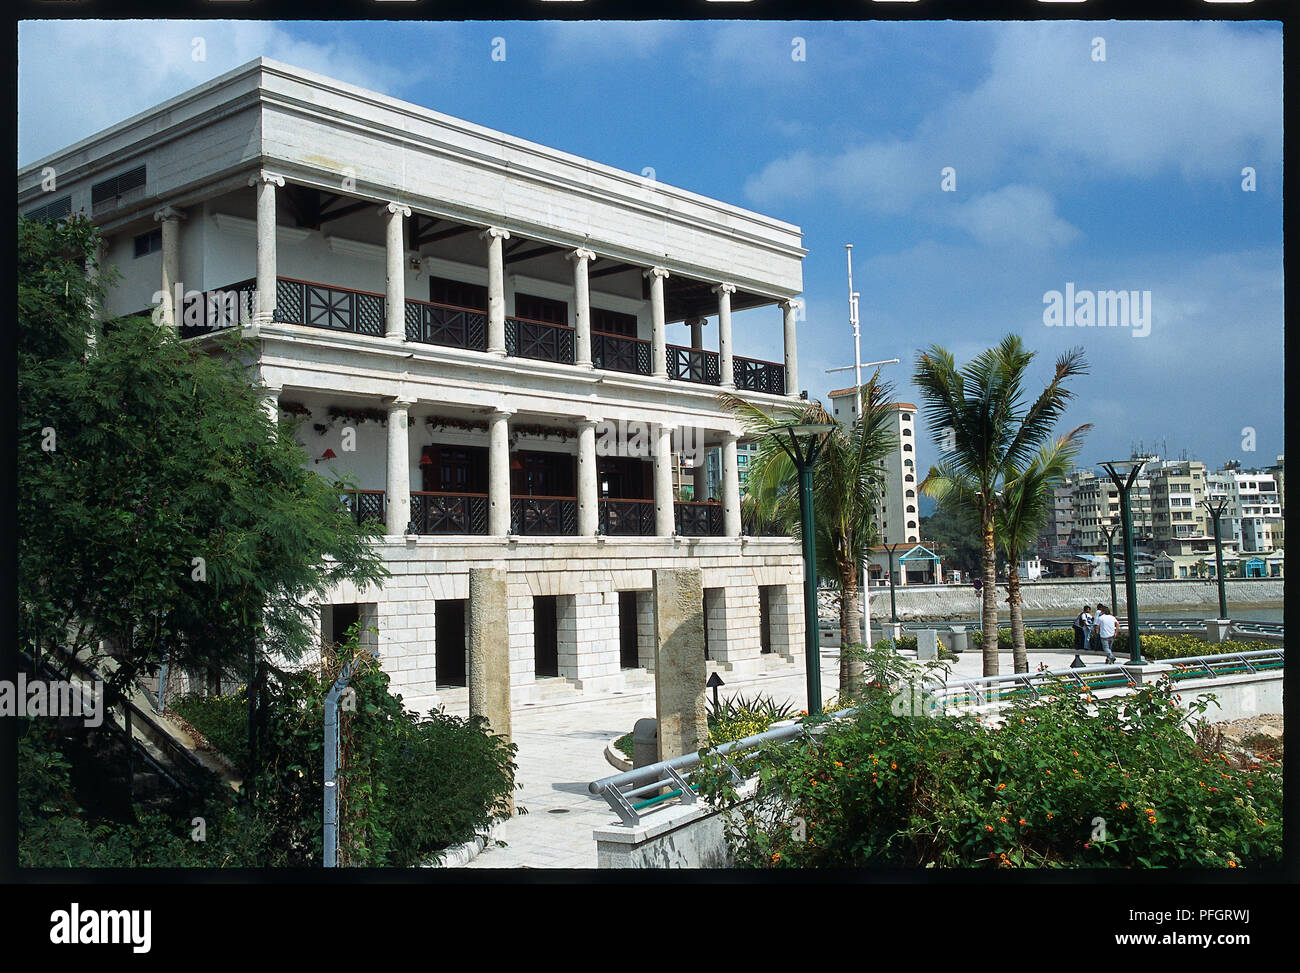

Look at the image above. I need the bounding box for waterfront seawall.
[863,578,1284,622]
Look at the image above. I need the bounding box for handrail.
[506,313,574,331]
[412,490,490,498]
[589,647,1285,826]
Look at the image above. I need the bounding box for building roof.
[825,389,917,411]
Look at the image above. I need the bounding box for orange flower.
[890,762,897,770]
[985,825,994,832]
[1118,802,1129,810]
[1147,816,1157,824]
[771,852,781,862]
[1227,861,1238,869]
[1018,818,1027,826]
[1046,812,1054,820]
[1145,808,1155,815]
[997,783,1007,791]
[834,761,843,768]
[999,816,1008,823]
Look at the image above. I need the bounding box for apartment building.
[19,58,812,711]
[1148,461,1215,577]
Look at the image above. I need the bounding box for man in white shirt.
[1096,605,1119,663]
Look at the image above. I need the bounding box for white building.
[827,392,920,549]
[20,58,812,711]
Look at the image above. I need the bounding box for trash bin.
[632,717,658,769]
[949,625,967,657]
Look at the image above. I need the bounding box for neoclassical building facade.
[19,58,811,712]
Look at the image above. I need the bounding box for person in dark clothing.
[1073,603,1093,653]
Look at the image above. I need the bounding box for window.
[903,443,913,452]
[907,520,917,529]
[592,306,637,337]
[91,165,146,207]
[429,276,487,311]
[25,195,72,222]
[134,229,162,258]
[514,292,567,324]
[902,427,912,436]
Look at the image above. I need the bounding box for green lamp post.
[1201,496,1232,620]
[1103,521,1121,613]
[1099,460,1146,665]
[771,423,836,717]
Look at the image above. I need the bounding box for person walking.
[1095,605,1118,663]
[1089,603,1105,656]
[1073,603,1093,654]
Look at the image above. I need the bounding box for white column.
[153,206,187,328]
[653,423,676,537]
[382,202,411,341]
[569,248,597,367]
[713,282,736,389]
[688,315,706,350]
[260,385,281,429]
[482,227,511,355]
[577,419,599,536]
[488,409,513,536]
[722,433,742,537]
[385,398,416,537]
[781,299,800,396]
[249,171,284,325]
[692,458,709,502]
[646,267,669,378]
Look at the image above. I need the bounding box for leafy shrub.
[615,732,634,760]
[697,655,1282,869]
[19,643,518,867]
[171,689,249,771]
[707,692,798,746]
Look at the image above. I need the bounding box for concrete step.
[534,677,582,700]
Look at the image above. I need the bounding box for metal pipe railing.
[589,646,1284,826]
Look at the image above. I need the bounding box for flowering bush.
[696,659,1281,869]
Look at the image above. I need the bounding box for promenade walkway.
[450,646,1080,869]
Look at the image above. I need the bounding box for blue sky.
[18,19,1284,476]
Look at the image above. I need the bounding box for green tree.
[914,335,1087,676]
[18,214,387,692]
[926,431,1088,672]
[918,507,982,579]
[721,375,897,697]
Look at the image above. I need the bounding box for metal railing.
[341,489,386,527]
[733,355,786,395]
[410,491,489,535]
[599,498,656,536]
[593,330,652,376]
[674,501,724,537]
[589,647,1285,827]
[510,495,578,535]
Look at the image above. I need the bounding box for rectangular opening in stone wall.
[618,591,640,669]
[704,588,726,662]
[759,585,776,654]
[533,595,559,678]
[326,603,361,650]
[435,599,467,688]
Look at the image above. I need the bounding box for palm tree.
[720,375,897,698]
[914,335,1087,677]
[928,431,1088,673]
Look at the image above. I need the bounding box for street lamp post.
[1104,521,1121,612]
[772,423,836,717]
[1099,460,1146,665]
[887,542,906,624]
[1201,496,1231,620]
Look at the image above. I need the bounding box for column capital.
[576,417,602,430]
[722,430,740,444]
[686,315,708,327]
[488,407,515,421]
[568,247,598,264]
[645,266,671,280]
[153,206,188,223]
[380,202,412,219]
[711,282,737,296]
[260,385,283,398]
[779,297,802,312]
[480,226,512,242]
[248,170,286,188]
[387,396,418,410]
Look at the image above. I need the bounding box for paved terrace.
[446,645,1089,869]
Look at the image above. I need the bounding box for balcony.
[189,276,786,394]
[341,489,386,527]
[505,315,575,365]
[599,498,656,536]
[411,491,489,535]
[675,501,724,537]
[511,496,578,536]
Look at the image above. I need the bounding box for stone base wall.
[314,536,803,712]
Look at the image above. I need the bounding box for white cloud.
[742,22,1282,215]
[943,184,1081,250]
[18,20,424,165]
